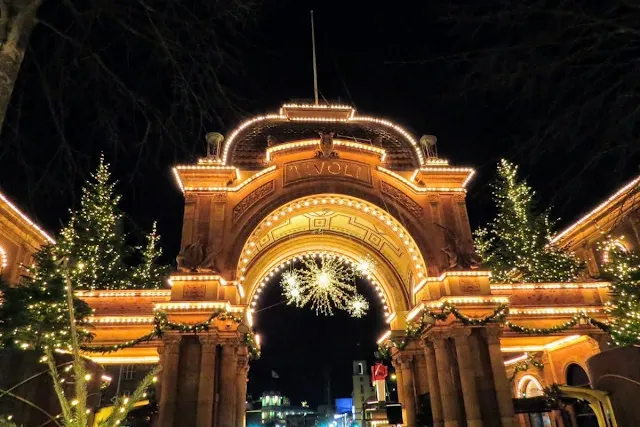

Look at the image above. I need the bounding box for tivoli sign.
[283,159,372,186]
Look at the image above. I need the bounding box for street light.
[390,374,396,381]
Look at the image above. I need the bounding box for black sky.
[0,0,638,408]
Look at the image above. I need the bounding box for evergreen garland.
[80,310,261,360]
[474,160,584,283]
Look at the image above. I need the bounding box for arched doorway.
[516,375,552,427]
[565,364,598,427]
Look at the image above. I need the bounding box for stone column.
[392,359,407,407]
[217,342,238,427]
[197,334,218,427]
[484,328,517,427]
[423,341,443,427]
[399,356,417,427]
[452,329,483,427]
[236,351,249,427]
[433,335,458,427]
[158,335,181,427]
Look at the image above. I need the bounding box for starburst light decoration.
[280,254,370,317]
[348,294,369,318]
[281,270,303,305]
[355,254,376,276]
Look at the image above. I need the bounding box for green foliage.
[0,155,168,351]
[599,238,640,346]
[474,159,583,283]
[0,253,91,350]
[41,265,161,427]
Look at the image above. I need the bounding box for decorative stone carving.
[380,181,423,219]
[205,132,224,159]
[267,135,279,147]
[316,131,338,158]
[232,180,275,224]
[176,238,221,272]
[183,284,206,300]
[435,223,481,270]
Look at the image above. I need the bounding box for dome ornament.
[419,134,438,159]
[316,131,339,158]
[205,132,225,159]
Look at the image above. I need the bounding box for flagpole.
[311,10,319,105]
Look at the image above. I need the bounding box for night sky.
[0,0,638,409]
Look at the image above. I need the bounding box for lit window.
[121,365,136,380]
[358,363,364,375]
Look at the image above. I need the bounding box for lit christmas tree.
[0,156,168,350]
[599,238,640,345]
[0,246,91,350]
[474,159,583,283]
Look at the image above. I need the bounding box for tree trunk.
[0,0,41,133]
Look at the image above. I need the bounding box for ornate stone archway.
[77,104,611,427]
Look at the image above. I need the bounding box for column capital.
[451,327,472,339]
[237,355,250,372]
[429,332,450,348]
[398,355,414,369]
[161,335,182,354]
[198,333,219,349]
[483,325,503,344]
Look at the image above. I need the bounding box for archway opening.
[245,252,392,426]
[237,194,426,425]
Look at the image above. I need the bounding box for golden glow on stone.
[0,190,55,243]
[551,175,640,245]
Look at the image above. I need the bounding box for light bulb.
[317,272,330,288]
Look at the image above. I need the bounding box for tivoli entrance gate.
[82,104,610,427]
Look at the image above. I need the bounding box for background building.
[0,189,54,284]
[351,360,375,426]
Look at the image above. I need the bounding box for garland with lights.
[508,354,544,382]
[474,159,584,283]
[280,254,372,317]
[505,313,610,335]
[80,310,261,360]
[375,301,610,360]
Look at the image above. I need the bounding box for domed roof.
[219,104,425,170]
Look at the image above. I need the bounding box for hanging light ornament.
[281,270,303,306]
[355,254,376,277]
[279,254,372,317]
[348,294,369,318]
[297,255,356,315]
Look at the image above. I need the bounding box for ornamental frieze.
[232,180,275,224]
[380,181,423,219]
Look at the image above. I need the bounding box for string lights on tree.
[474,159,583,283]
[279,254,370,317]
[0,156,169,351]
[599,237,640,345]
